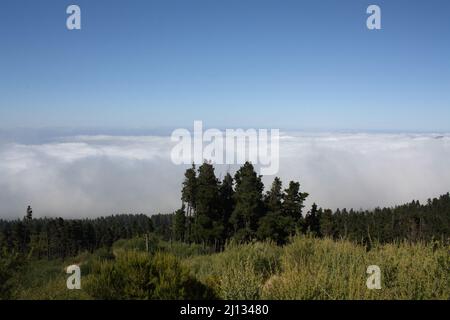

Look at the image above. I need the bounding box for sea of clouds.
[1,131,449,219]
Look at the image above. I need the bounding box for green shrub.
[10,256,91,300]
[158,241,212,258]
[219,257,264,299]
[113,235,159,253]
[261,235,450,300]
[185,241,282,299]
[0,250,23,299]
[85,251,215,299]
[8,235,448,300]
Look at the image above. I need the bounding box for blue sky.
[0,0,449,131]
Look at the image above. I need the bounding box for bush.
[219,256,264,299]
[113,234,159,253]
[10,256,91,300]
[158,241,212,258]
[85,251,215,299]
[261,235,450,300]
[185,241,282,299]
[0,250,22,299]
[257,213,295,245]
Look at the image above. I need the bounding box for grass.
[7,235,449,300]
[184,236,449,300]
[11,256,91,300]
[184,241,282,299]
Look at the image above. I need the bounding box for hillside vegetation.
[3,235,449,300]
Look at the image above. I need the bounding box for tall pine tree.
[231,162,264,241]
[193,162,223,246]
[219,173,235,240]
[257,177,293,244]
[172,205,187,242]
[282,181,308,229]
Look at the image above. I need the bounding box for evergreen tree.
[320,209,334,237]
[181,164,197,242]
[282,181,308,229]
[151,213,174,241]
[257,212,293,245]
[12,221,28,254]
[181,164,197,213]
[219,173,235,240]
[257,177,293,244]
[231,162,264,241]
[265,177,283,213]
[25,206,33,221]
[193,162,222,246]
[172,205,187,242]
[304,203,321,236]
[1,214,155,259]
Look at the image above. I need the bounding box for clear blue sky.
[0,0,449,131]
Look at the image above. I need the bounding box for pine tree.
[25,206,33,221]
[320,209,335,238]
[304,203,321,236]
[13,221,30,254]
[181,164,197,242]
[282,181,308,229]
[219,173,235,240]
[231,162,264,241]
[265,177,283,213]
[257,177,293,244]
[173,205,187,242]
[182,164,197,213]
[193,162,222,246]
[257,212,293,244]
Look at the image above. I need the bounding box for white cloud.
[0,133,449,218]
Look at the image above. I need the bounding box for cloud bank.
[1,132,449,218]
